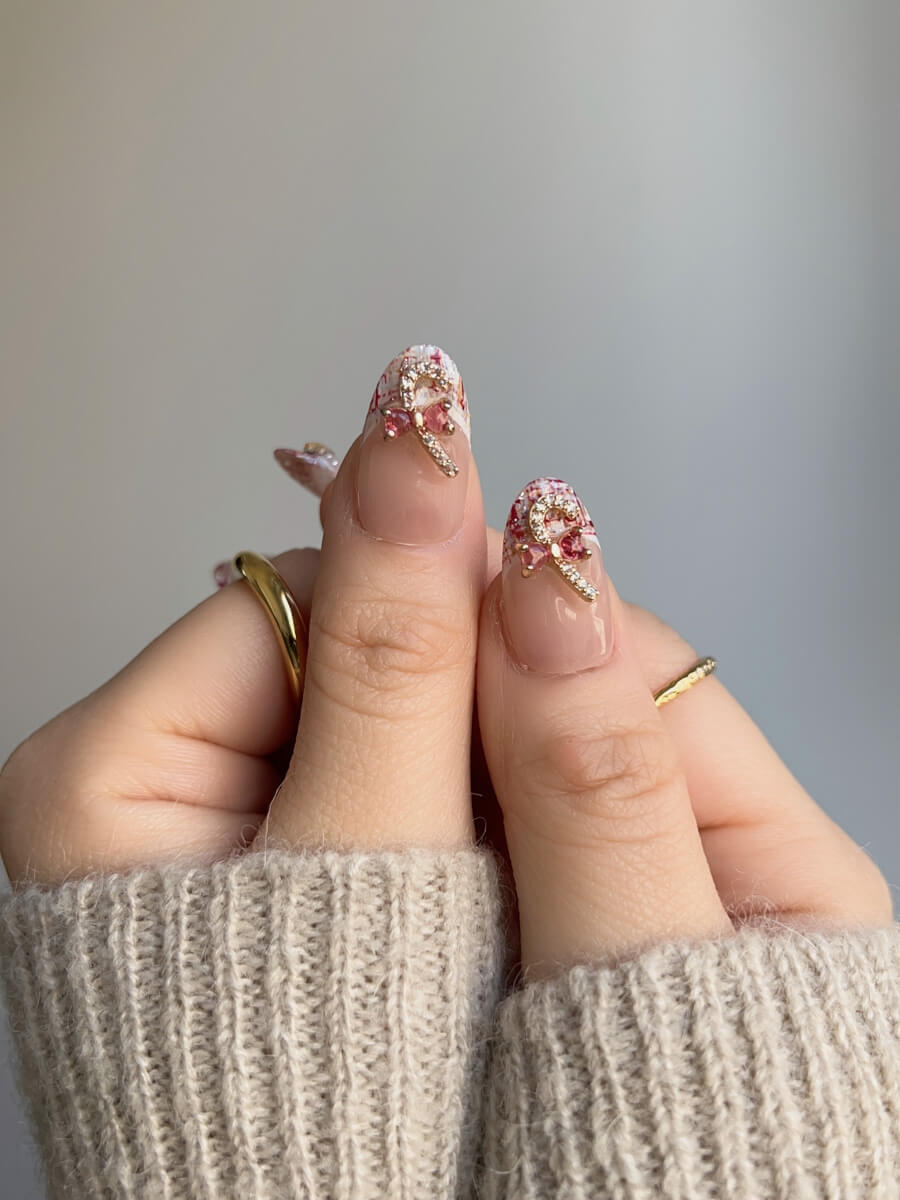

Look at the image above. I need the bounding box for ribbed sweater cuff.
[0,847,506,1200]
[481,921,900,1199]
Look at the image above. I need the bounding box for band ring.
[653,656,718,707]
[232,549,710,713]
[232,550,307,705]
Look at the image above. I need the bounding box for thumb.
[476,479,731,976]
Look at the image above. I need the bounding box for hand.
[475,475,892,976]
[276,441,894,974]
[1,347,890,999]
[0,346,485,885]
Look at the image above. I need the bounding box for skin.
[0,438,892,984]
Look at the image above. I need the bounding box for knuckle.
[625,602,686,646]
[310,587,472,712]
[625,603,700,683]
[272,547,312,571]
[2,708,104,812]
[0,739,29,817]
[0,726,53,807]
[871,871,895,923]
[270,547,319,597]
[523,720,687,843]
[798,823,897,927]
[841,847,894,925]
[0,726,67,881]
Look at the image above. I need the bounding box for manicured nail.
[213,559,239,588]
[274,444,340,497]
[356,344,471,544]
[501,478,613,674]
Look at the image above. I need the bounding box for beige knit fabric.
[0,849,506,1200]
[2,848,900,1199]
[481,920,900,1200]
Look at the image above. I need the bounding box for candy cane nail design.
[503,478,599,603]
[364,345,469,478]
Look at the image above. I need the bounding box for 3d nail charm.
[504,478,599,602]
[365,345,469,477]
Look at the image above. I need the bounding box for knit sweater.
[1,848,899,1199]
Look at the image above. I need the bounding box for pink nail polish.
[501,478,613,674]
[213,559,239,588]
[274,444,340,498]
[355,345,471,545]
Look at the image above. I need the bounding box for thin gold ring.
[232,551,307,705]
[653,656,717,708]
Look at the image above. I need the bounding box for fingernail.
[213,559,239,587]
[274,443,340,497]
[501,478,613,674]
[356,344,471,544]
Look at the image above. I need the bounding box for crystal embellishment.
[514,492,598,603]
[379,350,460,477]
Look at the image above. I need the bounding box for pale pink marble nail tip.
[212,559,239,588]
[274,444,340,497]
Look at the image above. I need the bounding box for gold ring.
[653,656,717,707]
[232,551,307,705]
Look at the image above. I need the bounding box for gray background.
[2,2,898,1192]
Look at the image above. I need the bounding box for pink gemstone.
[519,543,550,571]
[382,408,413,438]
[422,401,451,434]
[559,531,589,561]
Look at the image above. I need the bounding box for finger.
[311,477,497,862]
[623,605,893,926]
[107,547,319,755]
[470,515,887,925]
[477,477,733,977]
[0,549,321,883]
[301,480,884,925]
[423,521,885,922]
[484,517,887,922]
[274,443,340,498]
[259,345,484,852]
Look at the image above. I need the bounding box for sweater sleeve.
[0,847,506,1200]
[478,920,900,1199]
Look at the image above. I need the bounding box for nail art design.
[364,345,469,478]
[274,443,340,497]
[504,478,599,602]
